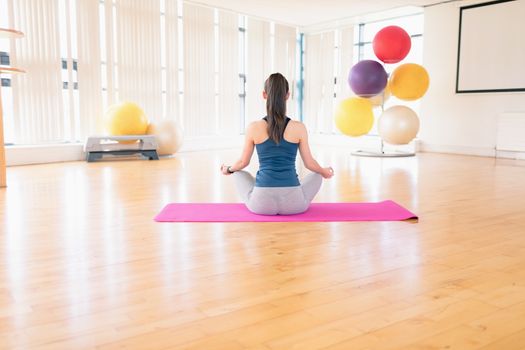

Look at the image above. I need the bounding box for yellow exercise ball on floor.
[334,97,374,137]
[378,105,420,145]
[389,63,430,101]
[104,102,149,136]
[146,120,184,156]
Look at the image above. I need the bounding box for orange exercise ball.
[389,63,430,101]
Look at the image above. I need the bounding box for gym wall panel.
[496,112,525,152]
[420,1,525,155]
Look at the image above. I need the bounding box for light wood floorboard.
[1,149,525,349]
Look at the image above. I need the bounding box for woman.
[221,73,333,215]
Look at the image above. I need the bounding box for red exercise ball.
[373,26,411,64]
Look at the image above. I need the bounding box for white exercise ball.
[378,105,419,145]
[146,120,184,155]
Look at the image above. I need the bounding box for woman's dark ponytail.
[264,73,289,144]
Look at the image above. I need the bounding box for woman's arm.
[297,123,334,179]
[221,123,256,175]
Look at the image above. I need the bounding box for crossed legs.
[232,171,322,215]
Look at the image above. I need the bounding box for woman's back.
[254,117,300,187]
[251,118,302,145]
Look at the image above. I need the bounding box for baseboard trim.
[495,150,525,160]
[6,144,86,166]
[310,133,418,153]
[5,135,245,166]
[419,143,525,159]
[418,142,496,157]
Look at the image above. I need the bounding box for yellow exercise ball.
[104,102,149,136]
[378,105,419,145]
[368,83,391,107]
[389,63,430,101]
[146,120,184,156]
[334,97,374,137]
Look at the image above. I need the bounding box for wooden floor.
[1,149,525,350]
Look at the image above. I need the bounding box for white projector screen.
[456,0,525,93]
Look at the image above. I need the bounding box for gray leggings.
[233,171,322,215]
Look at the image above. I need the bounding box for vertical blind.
[304,28,355,134]
[164,0,179,122]
[183,3,215,137]
[76,0,102,139]
[4,0,299,145]
[304,31,335,134]
[245,19,298,125]
[274,24,297,118]
[9,0,64,144]
[114,0,163,121]
[336,27,354,104]
[217,10,240,135]
[245,18,271,124]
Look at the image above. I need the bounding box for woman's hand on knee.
[220,164,234,175]
[320,167,334,179]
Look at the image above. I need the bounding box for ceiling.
[188,0,443,27]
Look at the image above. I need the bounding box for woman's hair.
[264,73,289,144]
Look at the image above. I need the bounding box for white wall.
[419,1,525,157]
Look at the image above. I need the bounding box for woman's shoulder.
[287,119,307,131]
[247,120,267,131]
[287,118,304,125]
[246,120,268,139]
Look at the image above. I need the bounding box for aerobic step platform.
[84,135,159,162]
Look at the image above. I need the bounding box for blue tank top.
[255,117,300,187]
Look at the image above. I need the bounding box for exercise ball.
[373,26,411,64]
[104,102,149,136]
[368,83,391,107]
[334,97,374,137]
[146,120,183,156]
[348,60,388,97]
[389,63,430,101]
[378,105,419,145]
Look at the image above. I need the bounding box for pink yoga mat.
[154,200,417,222]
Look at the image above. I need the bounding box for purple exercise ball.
[348,60,388,97]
